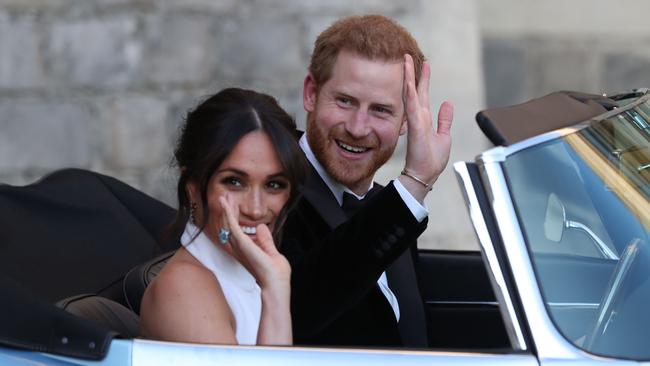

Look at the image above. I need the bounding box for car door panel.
[417,250,510,349]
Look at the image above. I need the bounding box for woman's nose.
[239,189,265,220]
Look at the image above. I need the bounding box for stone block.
[141,14,217,84]
[0,0,71,9]
[159,0,237,13]
[526,40,600,97]
[0,101,94,170]
[603,53,650,94]
[0,12,47,89]
[482,38,526,108]
[101,95,169,168]
[216,16,303,87]
[47,16,141,87]
[250,0,409,16]
[95,0,153,6]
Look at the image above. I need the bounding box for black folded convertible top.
[0,168,179,302]
[476,91,617,146]
[0,168,182,359]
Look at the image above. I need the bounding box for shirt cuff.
[393,179,428,223]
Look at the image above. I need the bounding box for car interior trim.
[425,300,499,307]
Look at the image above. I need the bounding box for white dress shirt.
[299,135,429,322]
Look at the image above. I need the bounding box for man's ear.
[303,74,318,113]
[399,115,408,136]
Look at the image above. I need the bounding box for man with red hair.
[281,14,454,347]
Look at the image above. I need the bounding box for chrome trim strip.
[547,302,599,310]
[425,300,499,307]
[478,93,650,163]
[453,162,528,351]
[132,338,538,366]
[478,159,586,359]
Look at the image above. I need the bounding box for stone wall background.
[480,0,650,108]
[1,0,648,250]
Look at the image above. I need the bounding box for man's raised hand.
[399,54,454,202]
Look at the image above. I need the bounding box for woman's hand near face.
[219,195,291,289]
[219,195,292,345]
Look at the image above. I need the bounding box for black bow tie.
[341,186,379,217]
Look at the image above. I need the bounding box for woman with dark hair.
[139,88,307,345]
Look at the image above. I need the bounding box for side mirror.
[544,193,566,242]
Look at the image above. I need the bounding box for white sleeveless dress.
[181,222,261,345]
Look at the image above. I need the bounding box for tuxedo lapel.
[386,247,428,347]
[301,164,347,230]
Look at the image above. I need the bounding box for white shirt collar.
[299,134,373,206]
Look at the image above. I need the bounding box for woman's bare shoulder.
[139,248,236,343]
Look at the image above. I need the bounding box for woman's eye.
[267,180,288,190]
[222,177,242,187]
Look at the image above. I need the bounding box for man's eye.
[337,97,351,106]
[373,106,391,115]
[222,177,242,187]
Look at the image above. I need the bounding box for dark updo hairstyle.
[169,88,307,243]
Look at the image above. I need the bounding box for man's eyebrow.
[334,92,357,101]
[372,102,396,110]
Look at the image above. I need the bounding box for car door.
[455,100,649,364]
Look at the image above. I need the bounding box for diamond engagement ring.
[218,228,230,244]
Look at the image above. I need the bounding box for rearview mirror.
[544,193,566,242]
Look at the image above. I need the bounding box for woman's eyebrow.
[216,168,248,176]
[217,168,287,178]
[268,172,288,179]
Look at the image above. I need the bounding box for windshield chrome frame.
[467,93,650,362]
[454,162,528,351]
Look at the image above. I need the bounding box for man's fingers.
[403,54,421,124]
[436,101,454,136]
[417,60,431,107]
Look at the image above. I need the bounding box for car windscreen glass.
[502,97,650,360]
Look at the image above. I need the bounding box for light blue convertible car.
[1,89,648,365]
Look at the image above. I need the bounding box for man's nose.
[240,189,265,220]
[344,110,370,139]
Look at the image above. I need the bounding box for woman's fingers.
[255,224,278,255]
[218,195,268,260]
[219,196,247,250]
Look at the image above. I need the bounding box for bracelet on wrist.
[400,169,434,192]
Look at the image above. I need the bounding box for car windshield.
[503,95,650,360]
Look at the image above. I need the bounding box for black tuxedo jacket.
[281,165,428,347]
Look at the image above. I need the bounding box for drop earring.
[189,202,197,224]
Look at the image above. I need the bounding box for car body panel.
[131,339,537,366]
